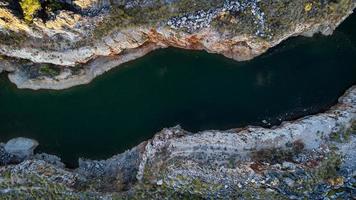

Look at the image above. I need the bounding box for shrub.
[39,64,60,77]
[20,0,42,22]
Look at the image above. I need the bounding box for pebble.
[157,179,163,186]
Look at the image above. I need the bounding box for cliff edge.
[0,0,355,89]
[0,86,355,199]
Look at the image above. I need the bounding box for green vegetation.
[329,122,356,143]
[70,65,83,75]
[251,140,305,164]
[92,3,177,39]
[127,183,205,200]
[172,0,222,14]
[212,0,354,39]
[92,0,222,39]
[0,169,81,199]
[20,0,41,22]
[18,0,67,23]
[45,0,65,12]
[330,130,351,142]
[92,8,132,39]
[261,151,344,198]
[39,64,60,77]
[314,152,342,180]
[231,185,286,199]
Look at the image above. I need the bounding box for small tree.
[20,0,42,22]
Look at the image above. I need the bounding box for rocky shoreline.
[0,0,356,199]
[0,0,355,89]
[1,85,355,199]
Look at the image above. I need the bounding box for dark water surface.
[1,15,356,166]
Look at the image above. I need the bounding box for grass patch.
[92,0,222,39]
[39,64,60,77]
[329,122,356,143]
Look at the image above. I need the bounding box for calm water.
[1,14,356,166]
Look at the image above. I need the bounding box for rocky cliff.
[1,1,356,199]
[0,0,355,89]
[0,86,355,199]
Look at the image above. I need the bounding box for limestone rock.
[0,0,354,90]
[4,137,39,160]
[0,86,355,199]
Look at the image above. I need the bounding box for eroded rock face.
[33,153,65,168]
[0,0,355,89]
[0,86,355,199]
[0,1,355,199]
[134,87,356,199]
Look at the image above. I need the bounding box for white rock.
[4,138,39,160]
[157,179,163,186]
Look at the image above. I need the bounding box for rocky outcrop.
[134,86,356,199]
[0,85,355,199]
[0,137,38,165]
[4,137,38,161]
[0,0,355,89]
[0,1,355,199]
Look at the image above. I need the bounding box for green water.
[1,15,356,166]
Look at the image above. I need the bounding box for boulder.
[4,137,39,161]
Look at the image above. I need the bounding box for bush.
[20,0,42,22]
[39,64,60,77]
